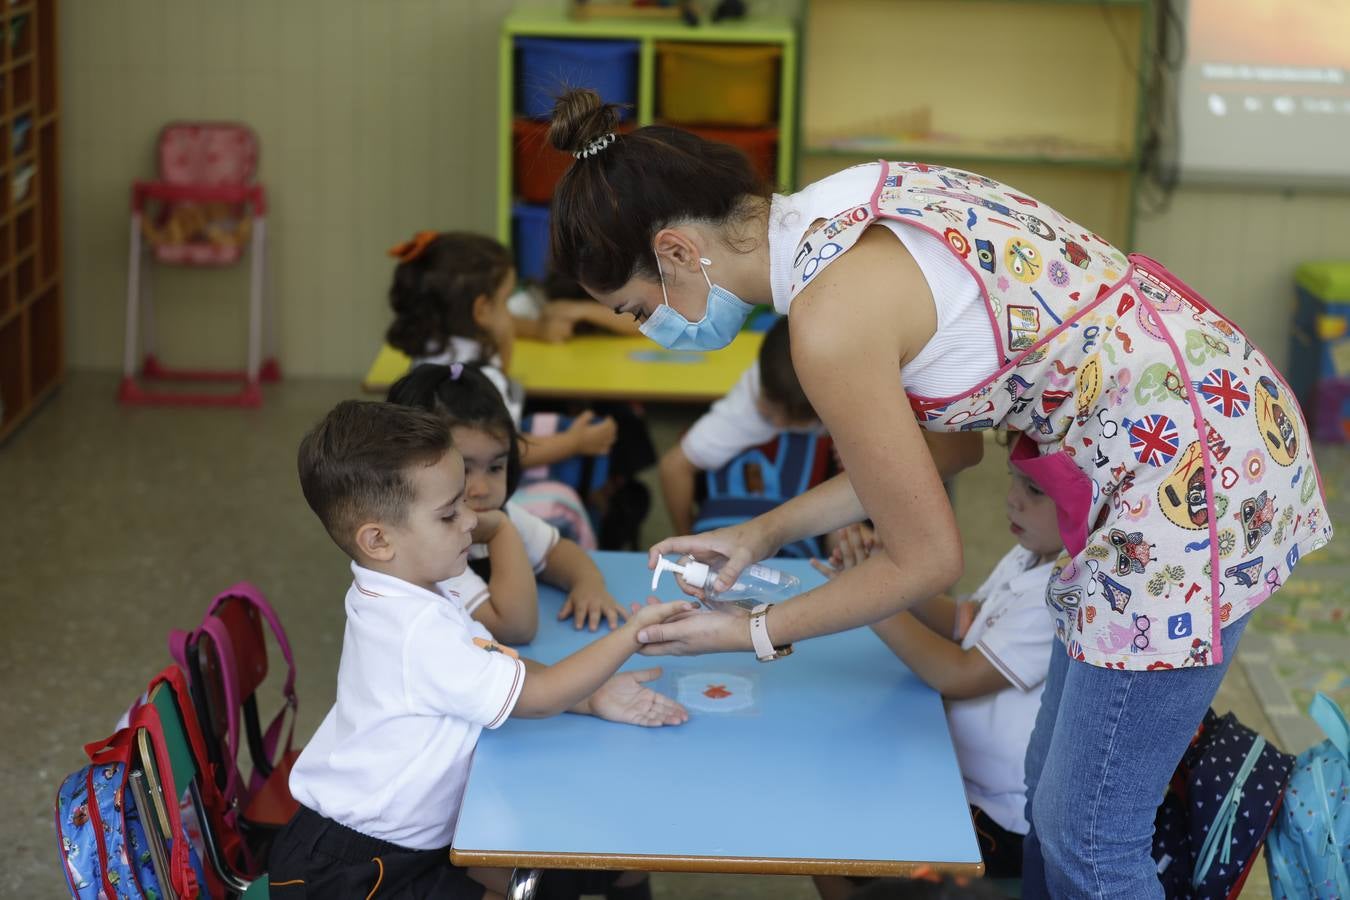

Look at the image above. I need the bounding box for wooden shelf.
[802,136,1135,171]
[798,0,1150,247]
[0,0,60,444]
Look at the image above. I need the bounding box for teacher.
[544,88,1331,898]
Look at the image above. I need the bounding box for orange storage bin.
[513,119,573,204]
[681,125,778,184]
[514,119,634,203]
[657,42,781,126]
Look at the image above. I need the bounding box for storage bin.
[512,203,551,283]
[516,37,639,120]
[680,125,778,184]
[1287,260,1350,405]
[1310,378,1350,443]
[657,42,780,126]
[514,119,634,204]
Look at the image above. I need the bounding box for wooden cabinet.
[797,0,1150,248]
[0,0,60,442]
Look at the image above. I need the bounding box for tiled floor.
[2,373,1283,897]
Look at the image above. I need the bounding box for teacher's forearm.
[759,472,867,550]
[766,547,961,646]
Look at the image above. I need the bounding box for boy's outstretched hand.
[584,667,689,727]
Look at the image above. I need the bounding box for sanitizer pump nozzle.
[651,554,801,613]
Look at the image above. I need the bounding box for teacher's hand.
[635,608,752,657]
[648,520,778,597]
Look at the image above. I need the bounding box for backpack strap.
[1309,691,1349,758]
[205,583,299,763]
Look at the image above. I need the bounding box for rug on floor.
[1237,443,1350,754]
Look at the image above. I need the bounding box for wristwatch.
[749,603,793,662]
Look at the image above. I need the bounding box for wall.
[62,0,513,378]
[60,3,1350,378]
[1134,186,1350,366]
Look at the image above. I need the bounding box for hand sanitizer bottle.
[651,554,801,613]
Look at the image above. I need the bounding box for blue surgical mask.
[639,253,753,351]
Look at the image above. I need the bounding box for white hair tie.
[573,133,617,159]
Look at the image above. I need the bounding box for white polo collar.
[349,561,460,606]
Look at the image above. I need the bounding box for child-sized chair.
[120,122,279,407]
[144,677,265,896]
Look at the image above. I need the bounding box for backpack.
[694,432,835,559]
[1265,692,1350,899]
[169,582,300,870]
[55,670,211,899]
[1152,707,1296,899]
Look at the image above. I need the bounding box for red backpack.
[169,583,301,871]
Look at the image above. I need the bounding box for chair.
[120,122,279,407]
[182,595,301,862]
[141,679,265,897]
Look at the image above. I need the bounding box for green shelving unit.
[797,0,1152,248]
[497,6,798,274]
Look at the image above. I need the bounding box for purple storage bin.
[1311,378,1350,443]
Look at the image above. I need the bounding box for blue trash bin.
[515,37,639,120]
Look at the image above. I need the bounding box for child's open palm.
[587,668,688,727]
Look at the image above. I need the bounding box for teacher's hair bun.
[548,88,621,157]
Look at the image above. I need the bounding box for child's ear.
[471,293,496,329]
[354,522,394,563]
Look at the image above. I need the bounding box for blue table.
[452,553,983,878]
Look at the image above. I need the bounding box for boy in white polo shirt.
[271,400,691,899]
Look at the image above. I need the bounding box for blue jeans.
[1021,613,1251,899]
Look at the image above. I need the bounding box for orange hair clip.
[387,230,440,263]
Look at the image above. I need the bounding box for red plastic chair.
[120,122,279,407]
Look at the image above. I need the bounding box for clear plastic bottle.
[650,554,801,613]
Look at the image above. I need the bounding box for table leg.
[507,868,543,900]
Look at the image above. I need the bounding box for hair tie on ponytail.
[573,133,617,159]
[449,363,463,380]
[387,230,440,263]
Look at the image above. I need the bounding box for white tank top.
[768,162,997,399]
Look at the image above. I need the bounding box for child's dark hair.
[547,88,771,294]
[386,363,524,502]
[758,316,815,424]
[297,400,453,559]
[385,232,513,361]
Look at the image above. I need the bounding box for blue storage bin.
[1287,261,1350,406]
[512,203,551,283]
[515,37,639,120]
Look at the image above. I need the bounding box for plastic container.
[657,42,780,126]
[681,124,778,184]
[516,37,639,120]
[1311,378,1350,443]
[511,203,551,283]
[514,119,634,204]
[651,554,801,613]
[1286,261,1350,443]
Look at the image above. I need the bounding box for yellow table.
[362,332,763,404]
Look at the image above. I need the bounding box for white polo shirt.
[438,501,560,615]
[289,563,526,850]
[945,545,1056,835]
[681,363,824,472]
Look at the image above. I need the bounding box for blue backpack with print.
[694,432,835,559]
[1152,707,1296,899]
[1265,692,1350,900]
[55,690,209,898]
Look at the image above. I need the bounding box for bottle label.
[743,564,781,585]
